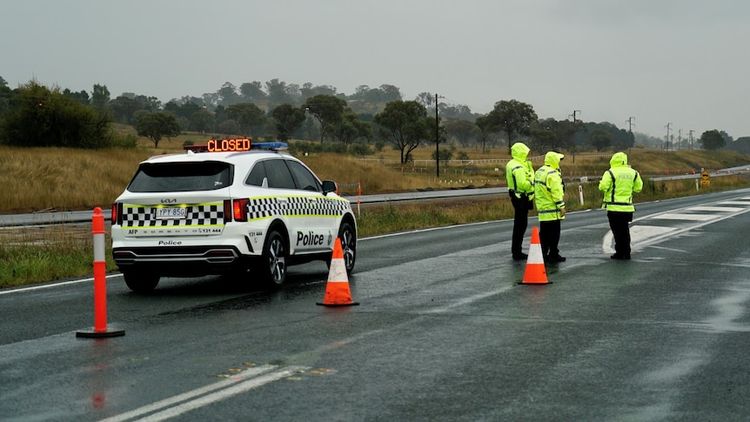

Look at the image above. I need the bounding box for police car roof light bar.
[252,142,288,151]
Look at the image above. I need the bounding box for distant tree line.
[0,75,744,155]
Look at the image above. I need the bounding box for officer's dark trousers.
[539,220,561,258]
[607,211,633,257]
[509,192,531,255]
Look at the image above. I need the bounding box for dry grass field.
[1,130,749,214]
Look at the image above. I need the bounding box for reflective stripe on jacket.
[534,165,565,221]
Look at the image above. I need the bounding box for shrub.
[350,143,372,156]
[111,132,138,149]
[0,82,112,148]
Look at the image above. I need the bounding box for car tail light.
[223,200,233,223]
[111,202,123,225]
[233,199,249,222]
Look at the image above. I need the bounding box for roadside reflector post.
[356,181,362,217]
[76,207,125,339]
[578,185,584,206]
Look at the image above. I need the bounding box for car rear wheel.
[123,272,160,293]
[261,230,287,287]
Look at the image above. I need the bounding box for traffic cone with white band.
[76,207,125,338]
[317,237,359,307]
[519,226,550,285]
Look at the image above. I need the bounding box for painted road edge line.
[100,364,281,422]
[0,274,123,296]
[133,366,308,422]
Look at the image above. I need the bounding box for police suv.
[111,138,357,292]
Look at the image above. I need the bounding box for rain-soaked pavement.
[2,188,750,421]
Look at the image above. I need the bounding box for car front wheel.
[338,221,356,274]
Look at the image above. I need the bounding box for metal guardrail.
[0,188,510,227]
[2,165,748,228]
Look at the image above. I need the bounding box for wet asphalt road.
[2,188,750,421]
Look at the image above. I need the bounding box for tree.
[265,79,295,108]
[218,119,240,135]
[300,83,337,101]
[475,115,499,153]
[415,92,434,108]
[271,104,305,141]
[217,82,241,106]
[443,119,479,146]
[91,83,110,110]
[486,99,537,154]
[239,81,266,102]
[189,109,214,133]
[226,103,266,136]
[1,81,112,148]
[0,76,12,116]
[302,95,347,142]
[109,95,141,124]
[589,129,612,151]
[719,130,734,145]
[135,112,180,148]
[374,100,430,164]
[378,84,402,102]
[699,129,726,150]
[62,88,90,105]
[332,111,370,145]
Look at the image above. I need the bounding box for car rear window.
[127,161,233,192]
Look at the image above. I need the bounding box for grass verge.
[3,174,748,289]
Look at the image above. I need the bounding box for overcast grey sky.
[2,0,748,138]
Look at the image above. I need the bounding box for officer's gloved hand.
[559,208,566,218]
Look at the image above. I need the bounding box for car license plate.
[155,207,187,220]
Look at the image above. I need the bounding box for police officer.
[505,142,535,260]
[534,151,566,263]
[599,151,643,260]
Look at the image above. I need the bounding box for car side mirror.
[321,180,338,196]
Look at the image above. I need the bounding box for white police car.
[111,138,357,292]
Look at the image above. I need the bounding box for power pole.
[688,129,693,150]
[677,129,682,150]
[435,93,440,178]
[626,117,635,152]
[665,122,672,151]
[570,109,581,123]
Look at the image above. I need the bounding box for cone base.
[316,302,360,307]
[517,281,553,285]
[76,326,126,338]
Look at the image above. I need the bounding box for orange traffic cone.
[317,237,359,307]
[519,227,550,285]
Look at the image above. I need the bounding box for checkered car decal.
[122,203,224,228]
[247,196,349,220]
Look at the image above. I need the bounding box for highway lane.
[1,188,750,421]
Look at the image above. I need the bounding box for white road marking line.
[686,206,745,212]
[646,245,688,253]
[716,201,750,206]
[603,225,676,254]
[100,364,282,422]
[134,366,307,422]
[0,274,123,296]
[422,286,514,314]
[638,206,750,248]
[647,213,717,221]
